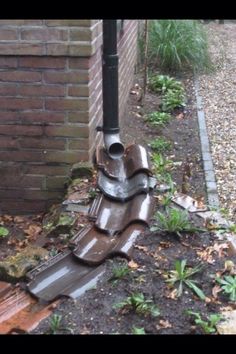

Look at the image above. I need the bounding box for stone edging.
[194,77,220,207]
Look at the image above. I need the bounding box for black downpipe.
[102,20,124,159]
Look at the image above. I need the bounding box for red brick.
[18,84,65,97]
[67,85,89,97]
[68,139,89,150]
[70,28,92,41]
[68,57,91,70]
[0,124,43,136]
[19,137,66,150]
[0,43,45,55]
[0,29,18,40]
[18,112,65,124]
[0,71,41,82]
[67,111,89,123]
[0,175,43,188]
[0,97,43,110]
[45,98,89,111]
[0,111,19,122]
[26,165,70,176]
[18,57,66,69]
[0,189,23,199]
[23,190,65,200]
[0,57,17,68]
[45,125,89,138]
[0,137,19,149]
[45,20,92,27]
[0,200,46,214]
[43,71,88,84]
[45,151,88,164]
[46,176,68,189]
[0,84,18,96]
[21,28,68,41]
[0,151,43,162]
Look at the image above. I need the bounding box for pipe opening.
[108,142,125,159]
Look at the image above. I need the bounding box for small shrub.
[114,293,160,317]
[145,111,171,126]
[0,227,9,238]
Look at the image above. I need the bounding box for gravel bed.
[197,22,236,221]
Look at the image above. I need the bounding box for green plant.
[161,89,186,112]
[216,275,236,301]
[149,137,172,153]
[0,226,9,238]
[187,311,222,333]
[114,293,160,317]
[132,326,146,334]
[151,153,173,176]
[229,224,236,234]
[109,264,131,285]
[166,260,205,300]
[145,111,171,127]
[150,207,201,237]
[148,20,213,73]
[148,74,184,94]
[88,188,97,200]
[49,314,62,334]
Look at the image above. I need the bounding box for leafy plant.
[151,153,173,176]
[151,207,201,237]
[187,311,222,333]
[149,137,172,153]
[49,314,63,334]
[148,74,184,94]
[109,264,131,285]
[132,326,146,334]
[0,226,9,238]
[216,275,236,301]
[161,89,186,112]
[114,293,160,317]
[148,20,213,73]
[145,111,171,126]
[166,259,205,300]
[88,187,97,200]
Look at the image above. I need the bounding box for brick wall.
[0,20,138,214]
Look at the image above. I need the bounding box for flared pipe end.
[104,133,125,160]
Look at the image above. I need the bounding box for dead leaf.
[159,241,172,249]
[176,113,184,120]
[128,260,139,269]
[213,243,229,258]
[24,224,42,239]
[196,248,215,264]
[212,285,222,299]
[14,216,25,223]
[134,245,149,253]
[159,319,172,328]
[2,215,13,223]
[165,288,178,300]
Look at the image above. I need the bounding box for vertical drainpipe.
[102,20,125,159]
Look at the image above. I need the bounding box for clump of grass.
[145,111,171,127]
[148,20,213,73]
[166,259,206,300]
[151,207,202,237]
[149,137,172,153]
[109,263,131,286]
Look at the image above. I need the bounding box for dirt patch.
[30,72,236,335]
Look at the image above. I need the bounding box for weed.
[166,259,205,299]
[145,111,171,127]
[114,293,160,317]
[0,226,9,238]
[149,137,172,153]
[151,153,173,177]
[187,311,222,333]
[161,89,186,112]
[151,207,202,237]
[229,224,236,234]
[148,74,184,94]
[216,275,236,301]
[88,187,97,200]
[109,264,131,285]
[49,314,62,334]
[148,20,213,73]
[132,326,146,334]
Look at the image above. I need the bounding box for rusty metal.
[88,193,153,235]
[96,144,150,180]
[71,224,145,265]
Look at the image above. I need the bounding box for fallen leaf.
[14,216,25,223]
[128,260,139,269]
[24,224,42,239]
[134,245,149,253]
[212,285,222,299]
[159,319,172,328]
[165,288,178,300]
[176,113,184,120]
